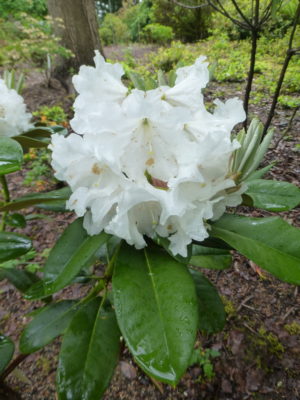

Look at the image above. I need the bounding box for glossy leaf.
[0,137,23,175]
[0,334,14,374]
[243,179,300,211]
[25,219,110,299]
[189,268,226,334]
[211,214,300,285]
[14,126,67,149]
[57,297,120,400]
[20,300,78,354]
[23,126,56,138]
[190,245,232,270]
[1,268,39,292]
[13,135,49,149]
[113,244,198,384]
[6,213,26,228]
[0,232,32,262]
[0,187,71,212]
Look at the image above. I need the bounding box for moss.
[255,327,284,357]
[284,321,300,335]
[221,296,236,318]
[244,325,285,372]
[36,356,51,374]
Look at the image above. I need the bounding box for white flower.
[50,53,246,257]
[71,51,128,135]
[0,79,32,137]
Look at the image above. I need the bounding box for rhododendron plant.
[51,52,246,256]
[1,53,300,400]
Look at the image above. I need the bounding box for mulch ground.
[0,45,299,400]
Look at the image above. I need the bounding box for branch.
[170,0,209,8]
[169,0,248,29]
[230,0,253,28]
[260,0,284,27]
[262,0,300,136]
[0,354,29,382]
[209,0,249,29]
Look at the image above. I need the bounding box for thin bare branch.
[170,0,209,9]
[243,0,260,125]
[230,0,253,27]
[259,1,272,26]
[263,0,300,136]
[211,0,248,29]
[169,0,248,29]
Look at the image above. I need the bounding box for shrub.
[0,14,72,68]
[141,23,174,44]
[118,0,152,42]
[151,0,212,42]
[99,13,130,45]
[0,0,47,19]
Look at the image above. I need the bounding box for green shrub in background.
[151,0,212,42]
[147,41,195,72]
[0,0,47,19]
[118,0,152,42]
[278,95,300,109]
[99,13,130,45]
[0,14,72,68]
[141,23,174,44]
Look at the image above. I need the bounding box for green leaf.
[144,77,158,90]
[0,232,32,262]
[189,268,226,333]
[211,214,300,285]
[157,70,167,86]
[245,164,274,181]
[0,137,23,175]
[25,219,110,299]
[243,179,300,211]
[14,126,67,150]
[13,135,49,149]
[190,245,232,270]
[23,126,55,138]
[1,268,40,292]
[113,244,198,384]
[0,334,14,374]
[0,269,5,280]
[6,213,26,228]
[242,129,274,180]
[20,300,79,354]
[0,187,71,212]
[57,297,120,400]
[128,71,146,90]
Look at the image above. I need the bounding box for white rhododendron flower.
[0,79,32,137]
[50,51,246,256]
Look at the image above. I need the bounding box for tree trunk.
[47,0,104,89]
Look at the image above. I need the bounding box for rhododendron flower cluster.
[0,79,32,137]
[50,51,246,256]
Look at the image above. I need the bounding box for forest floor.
[0,45,300,400]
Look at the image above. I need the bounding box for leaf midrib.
[81,300,102,396]
[144,249,171,363]
[212,226,300,280]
